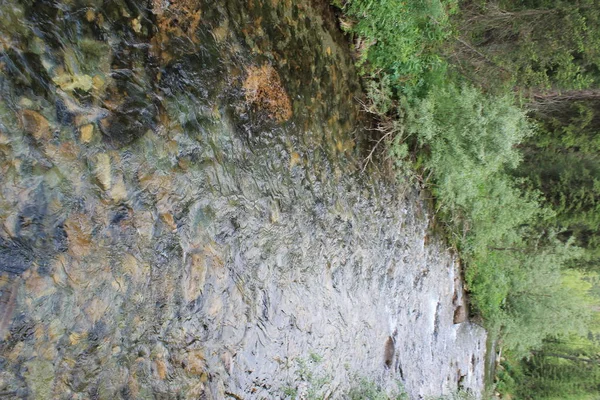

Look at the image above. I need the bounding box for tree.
[454,0,600,91]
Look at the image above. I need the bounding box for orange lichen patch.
[61,258,91,287]
[121,253,139,279]
[157,359,168,380]
[220,350,233,374]
[64,213,93,258]
[33,323,45,340]
[36,341,57,361]
[329,64,337,83]
[128,374,140,399]
[24,270,56,298]
[211,24,228,43]
[92,75,105,92]
[93,153,112,191]
[335,138,355,153]
[47,320,64,341]
[85,298,108,324]
[2,212,18,239]
[206,295,222,317]
[204,242,224,268]
[154,357,168,380]
[186,349,206,375]
[150,0,203,62]
[165,139,179,155]
[69,331,87,345]
[111,274,126,292]
[133,211,154,241]
[160,212,177,231]
[51,254,69,287]
[19,110,50,140]
[182,251,207,303]
[80,124,94,143]
[243,64,292,123]
[109,174,128,203]
[0,131,10,147]
[57,142,80,162]
[289,151,302,168]
[7,342,24,362]
[138,171,171,195]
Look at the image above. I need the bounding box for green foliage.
[498,334,600,399]
[342,0,457,96]
[405,84,533,225]
[342,0,600,396]
[282,386,297,398]
[283,364,408,400]
[404,83,537,249]
[467,222,593,356]
[347,378,408,400]
[284,355,332,400]
[517,98,600,274]
[495,272,599,398]
[402,83,591,354]
[426,390,477,400]
[518,150,600,253]
[531,100,600,151]
[409,85,530,167]
[309,352,323,363]
[455,0,600,90]
[499,264,590,354]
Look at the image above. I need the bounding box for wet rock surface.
[0,0,486,398]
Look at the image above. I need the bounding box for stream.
[0,0,486,398]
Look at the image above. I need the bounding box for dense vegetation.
[336,0,600,398]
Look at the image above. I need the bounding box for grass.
[280,355,331,400]
[280,354,408,399]
[427,391,477,400]
[347,378,408,400]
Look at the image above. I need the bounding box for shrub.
[404,84,535,236]
[342,0,457,97]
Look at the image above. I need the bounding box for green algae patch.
[24,359,55,399]
[52,73,94,92]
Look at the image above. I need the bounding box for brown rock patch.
[453,305,467,324]
[19,110,50,140]
[243,64,292,123]
[384,335,395,368]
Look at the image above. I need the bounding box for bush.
[401,83,591,353]
[347,378,408,400]
[342,0,457,97]
[404,84,535,237]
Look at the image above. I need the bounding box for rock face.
[0,0,487,399]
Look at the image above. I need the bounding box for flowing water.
[0,1,486,398]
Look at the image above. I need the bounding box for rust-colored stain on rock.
[243,64,293,123]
